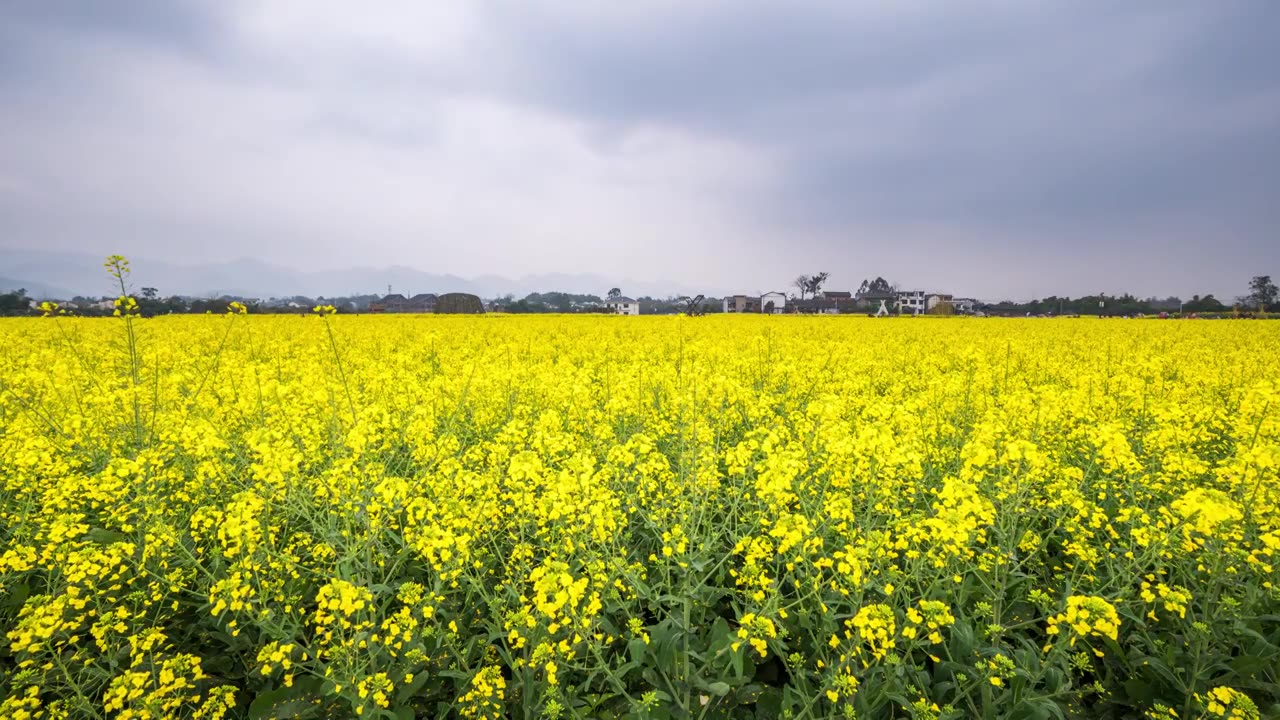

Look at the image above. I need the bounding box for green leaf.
[394,670,433,703]
[0,582,30,613]
[1134,655,1180,694]
[730,646,744,680]
[780,686,805,714]
[1042,667,1066,694]
[1123,678,1155,705]
[628,638,649,664]
[248,678,328,720]
[87,527,129,545]
[754,687,783,719]
[950,620,976,658]
[1006,698,1063,720]
[710,616,733,651]
[707,682,731,697]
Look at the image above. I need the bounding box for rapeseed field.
[1,299,1278,718]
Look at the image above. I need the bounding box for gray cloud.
[1,1,1277,300]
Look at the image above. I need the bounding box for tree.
[793,275,811,300]
[0,287,31,315]
[1184,294,1226,313]
[607,287,622,301]
[141,287,158,300]
[1248,275,1277,311]
[857,276,893,297]
[806,272,830,299]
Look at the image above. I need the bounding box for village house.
[897,290,927,315]
[606,296,640,315]
[369,292,438,313]
[368,293,404,313]
[722,295,761,313]
[760,291,787,313]
[855,290,898,315]
[409,293,438,312]
[789,298,840,314]
[951,297,978,314]
[926,293,954,312]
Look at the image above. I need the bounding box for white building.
[951,297,978,314]
[926,293,954,312]
[897,290,927,315]
[722,295,760,313]
[760,291,787,314]
[606,297,640,315]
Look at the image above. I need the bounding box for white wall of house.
[761,292,786,313]
[897,290,926,314]
[608,300,639,315]
[926,294,954,312]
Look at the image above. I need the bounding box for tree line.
[1,276,1275,317]
[980,276,1276,316]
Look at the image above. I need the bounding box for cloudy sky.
[2,1,1277,300]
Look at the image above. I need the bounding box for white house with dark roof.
[897,290,927,315]
[606,296,640,315]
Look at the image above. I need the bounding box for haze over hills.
[0,248,727,301]
[0,275,71,299]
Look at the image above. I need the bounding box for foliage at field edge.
[2,299,1279,718]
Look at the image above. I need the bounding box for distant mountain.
[0,274,72,299]
[0,248,728,300]
[479,272,717,300]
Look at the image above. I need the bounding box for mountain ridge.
[0,248,727,300]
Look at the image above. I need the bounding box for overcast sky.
[2,1,1277,300]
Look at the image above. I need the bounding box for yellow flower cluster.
[848,604,897,661]
[457,665,506,719]
[983,653,1016,687]
[1046,595,1121,651]
[1199,686,1261,719]
[0,311,1277,717]
[734,612,779,657]
[902,599,956,644]
[312,578,375,646]
[1140,580,1192,621]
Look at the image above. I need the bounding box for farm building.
[722,295,761,313]
[369,293,437,313]
[761,291,787,313]
[606,297,640,315]
[435,293,485,314]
